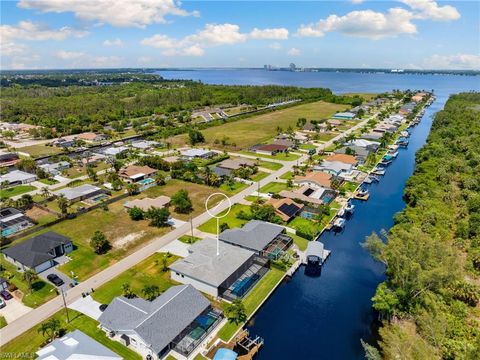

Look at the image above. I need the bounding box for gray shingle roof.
[2,231,71,268]
[54,184,102,201]
[169,238,254,286]
[219,220,285,252]
[98,285,209,354]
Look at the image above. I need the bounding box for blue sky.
[1,0,479,70]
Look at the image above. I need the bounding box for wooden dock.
[354,192,370,201]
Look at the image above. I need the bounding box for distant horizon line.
[1,66,479,73]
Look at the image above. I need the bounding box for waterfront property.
[0,151,19,168]
[0,207,33,237]
[53,184,104,203]
[219,220,292,258]
[36,330,122,360]
[279,185,336,206]
[170,238,269,299]
[2,231,73,273]
[266,198,304,222]
[77,132,107,143]
[98,284,222,359]
[294,171,334,189]
[0,170,37,186]
[38,161,70,176]
[119,165,157,184]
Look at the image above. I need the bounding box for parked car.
[0,298,5,309]
[47,274,64,287]
[0,290,12,300]
[99,304,108,312]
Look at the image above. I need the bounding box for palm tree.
[41,187,51,199]
[126,183,139,196]
[57,194,69,215]
[142,285,160,301]
[37,318,61,342]
[23,269,38,292]
[122,283,134,298]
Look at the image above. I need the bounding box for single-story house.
[334,146,371,162]
[217,158,256,171]
[327,119,342,127]
[38,161,70,176]
[294,171,333,189]
[332,112,356,120]
[0,207,33,237]
[54,184,104,202]
[130,140,159,150]
[251,144,289,156]
[77,132,106,143]
[280,185,336,206]
[2,231,73,273]
[219,220,290,256]
[36,330,122,360]
[124,195,170,211]
[412,92,428,103]
[170,238,264,298]
[302,123,316,132]
[315,161,355,177]
[0,277,8,290]
[102,146,129,157]
[0,170,37,186]
[266,198,304,222]
[273,139,296,149]
[344,139,380,151]
[52,136,76,148]
[119,165,157,183]
[81,154,105,166]
[0,152,19,168]
[324,153,358,166]
[361,132,384,140]
[386,114,405,124]
[98,285,221,359]
[180,149,216,160]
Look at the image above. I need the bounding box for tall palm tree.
[41,187,51,199]
[23,269,38,292]
[37,318,61,342]
[57,194,69,215]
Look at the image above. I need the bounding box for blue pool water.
[158,69,479,359]
[138,178,154,185]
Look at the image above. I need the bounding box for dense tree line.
[363,93,480,359]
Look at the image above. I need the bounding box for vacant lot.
[0,185,35,198]
[18,144,63,158]
[171,101,345,150]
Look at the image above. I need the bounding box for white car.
[0,298,5,309]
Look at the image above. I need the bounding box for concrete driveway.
[159,239,190,257]
[68,295,102,320]
[38,267,74,293]
[0,298,32,323]
[167,218,187,228]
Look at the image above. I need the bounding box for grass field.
[18,144,63,158]
[279,171,294,180]
[170,101,345,150]
[289,233,309,251]
[198,204,251,234]
[92,252,179,304]
[0,316,6,328]
[1,309,141,359]
[178,235,201,244]
[255,159,283,171]
[240,151,300,161]
[259,182,290,194]
[217,267,285,341]
[0,185,35,198]
[0,258,57,308]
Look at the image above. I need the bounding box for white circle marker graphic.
[205,193,232,256]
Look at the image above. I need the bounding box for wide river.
[159,70,479,359]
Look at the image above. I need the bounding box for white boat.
[333,218,346,229]
[345,203,355,213]
[388,144,399,151]
[387,150,399,158]
[338,209,345,217]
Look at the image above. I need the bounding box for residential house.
[332,112,356,120]
[54,184,104,202]
[36,330,122,360]
[52,136,76,148]
[279,185,336,206]
[213,158,256,177]
[180,149,216,160]
[315,161,355,177]
[344,139,380,151]
[130,140,159,151]
[273,138,297,149]
[302,123,316,132]
[38,161,70,176]
[327,119,342,127]
[0,170,37,186]
[219,220,291,256]
[412,92,428,103]
[294,171,333,189]
[102,146,129,157]
[77,132,106,143]
[124,196,170,211]
[81,153,105,166]
[2,231,73,273]
[119,165,157,184]
[334,146,371,163]
[0,152,19,168]
[324,154,358,166]
[266,198,304,222]
[98,285,221,360]
[251,144,289,156]
[361,131,384,141]
[170,238,268,299]
[0,207,33,237]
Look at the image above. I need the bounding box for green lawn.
[178,235,201,244]
[92,252,179,304]
[240,151,300,161]
[299,144,316,151]
[0,259,56,308]
[340,181,359,194]
[0,315,7,328]
[218,181,249,195]
[39,178,58,185]
[250,171,269,182]
[279,171,294,180]
[0,185,36,198]
[1,309,141,359]
[289,233,309,251]
[217,267,285,341]
[198,204,251,234]
[289,217,323,240]
[259,182,290,194]
[256,160,283,171]
[18,144,63,158]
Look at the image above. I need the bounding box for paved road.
[0,114,375,346]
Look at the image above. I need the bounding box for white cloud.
[297,8,417,39]
[56,50,85,60]
[400,0,460,21]
[351,0,364,4]
[423,53,480,70]
[17,0,199,28]
[103,38,123,47]
[287,48,301,56]
[137,56,153,65]
[141,23,287,57]
[1,20,87,42]
[269,42,282,50]
[1,42,27,56]
[249,27,289,40]
[91,56,123,67]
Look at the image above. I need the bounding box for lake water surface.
[159,69,479,359]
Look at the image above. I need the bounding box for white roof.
[0,170,36,183]
[102,146,128,156]
[346,139,380,148]
[36,330,121,360]
[180,149,213,158]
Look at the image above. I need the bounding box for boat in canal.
[345,202,355,214]
[332,217,346,229]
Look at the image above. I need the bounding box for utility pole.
[190,215,194,239]
[61,288,70,323]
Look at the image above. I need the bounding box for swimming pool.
[138,178,154,185]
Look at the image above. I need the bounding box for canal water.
[159,70,479,359]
